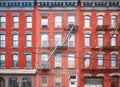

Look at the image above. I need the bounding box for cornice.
[37,0,78,10]
[0,0,34,10]
[80,0,120,10]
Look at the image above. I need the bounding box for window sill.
[41,27,49,29]
[68,67,75,69]
[25,46,32,48]
[12,46,19,48]
[26,28,32,29]
[55,27,62,29]
[12,28,19,29]
[84,27,91,29]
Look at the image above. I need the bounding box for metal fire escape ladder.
[90,26,119,69]
[41,25,75,69]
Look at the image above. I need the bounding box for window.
[42,16,48,28]
[55,77,61,87]
[55,15,62,28]
[68,53,75,68]
[12,54,18,67]
[55,34,61,46]
[111,34,116,46]
[98,34,103,47]
[0,53,5,67]
[13,16,19,28]
[84,54,90,67]
[26,54,32,67]
[26,16,32,28]
[98,16,103,26]
[68,34,75,47]
[12,34,18,47]
[111,76,119,87]
[41,34,48,47]
[111,15,117,28]
[41,76,47,87]
[98,54,103,66]
[84,16,90,28]
[55,53,61,68]
[26,34,32,47]
[111,54,117,67]
[41,53,49,68]
[68,15,75,27]
[0,16,6,28]
[84,34,90,47]
[0,34,5,47]
[9,77,18,87]
[22,78,32,87]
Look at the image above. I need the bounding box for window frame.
[111,54,117,67]
[13,16,19,28]
[68,15,75,27]
[0,53,5,67]
[111,34,117,46]
[84,15,90,28]
[98,34,103,47]
[41,16,48,28]
[26,16,32,28]
[68,34,75,47]
[26,34,32,47]
[0,16,6,28]
[12,54,18,67]
[26,54,32,68]
[111,15,117,28]
[68,53,75,68]
[98,54,104,67]
[84,34,90,47]
[84,54,90,67]
[12,34,19,47]
[41,34,48,47]
[55,53,61,68]
[55,15,62,28]
[97,15,104,26]
[0,34,5,47]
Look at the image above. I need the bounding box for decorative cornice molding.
[37,0,78,10]
[81,0,120,10]
[0,0,34,10]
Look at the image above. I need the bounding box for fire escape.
[41,24,78,70]
[83,24,120,72]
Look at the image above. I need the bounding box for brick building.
[0,0,120,87]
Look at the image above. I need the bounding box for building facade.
[0,0,120,87]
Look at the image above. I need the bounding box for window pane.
[68,53,74,68]
[26,16,32,28]
[84,34,90,47]
[13,16,19,28]
[98,54,103,66]
[68,35,75,47]
[84,54,90,67]
[111,16,116,28]
[13,35,18,47]
[9,77,18,87]
[41,34,48,47]
[98,34,103,47]
[41,76,47,87]
[0,16,6,28]
[111,34,116,46]
[55,16,62,28]
[84,16,90,28]
[0,34,5,47]
[55,34,61,46]
[41,54,49,68]
[22,78,32,87]
[0,54,5,67]
[42,16,48,28]
[13,54,18,67]
[26,35,32,47]
[111,54,117,67]
[55,53,61,68]
[26,54,32,67]
[98,16,103,25]
[68,16,75,27]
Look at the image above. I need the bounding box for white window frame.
[13,16,19,28]
[26,54,32,67]
[55,15,62,28]
[26,34,32,47]
[98,16,103,26]
[26,16,32,28]
[41,76,47,87]
[41,34,48,47]
[68,34,75,47]
[12,54,18,67]
[12,34,18,47]
[0,34,5,47]
[41,16,48,28]
[98,34,103,47]
[111,15,117,28]
[55,34,62,46]
[0,16,6,28]
[111,54,117,67]
[111,34,116,46]
[68,15,75,27]
[84,16,90,28]
[55,53,61,68]
[84,34,90,47]
[55,76,61,87]
[84,54,90,67]
[0,54,5,67]
[41,53,48,68]
[68,53,75,68]
[98,54,103,66]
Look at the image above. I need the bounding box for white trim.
[83,74,92,77]
[110,12,118,16]
[110,51,118,55]
[96,74,104,77]
[0,69,36,74]
[109,73,120,76]
[97,31,105,34]
[83,12,92,16]
[97,12,105,16]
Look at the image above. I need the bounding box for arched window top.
[98,15,103,19]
